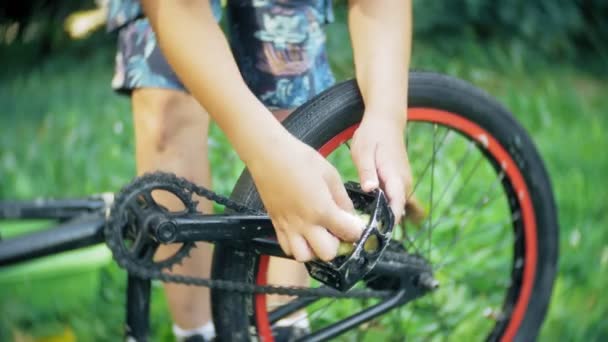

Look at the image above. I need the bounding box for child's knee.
[132,89,209,152]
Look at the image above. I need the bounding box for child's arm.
[141,0,364,262]
[347,0,413,218]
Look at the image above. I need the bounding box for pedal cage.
[305,182,395,292]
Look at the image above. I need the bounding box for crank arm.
[147,213,289,257]
[151,214,276,244]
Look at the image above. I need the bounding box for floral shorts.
[111,0,335,109]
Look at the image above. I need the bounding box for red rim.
[254,108,537,342]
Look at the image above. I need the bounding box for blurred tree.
[1,1,92,56]
[412,0,607,59]
[0,0,606,62]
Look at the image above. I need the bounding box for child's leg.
[112,17,216,336]
[131,88,214,330]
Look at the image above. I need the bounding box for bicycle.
[0,71,558,341]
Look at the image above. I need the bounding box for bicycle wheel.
[211,72,558,341]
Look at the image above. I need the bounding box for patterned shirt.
[106,0,333,31]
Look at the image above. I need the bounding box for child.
[107,0,412,340]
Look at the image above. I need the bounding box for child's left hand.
[350,113,412,221]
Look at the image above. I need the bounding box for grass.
[1,9,608,342]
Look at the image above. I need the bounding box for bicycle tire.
[211,71,558,342]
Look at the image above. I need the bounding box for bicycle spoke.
[400,220,423,257]
[431,140,477,212]
[433,226,513,271]
[404,151,486,252]
[307,298,338,324]
[269,297,319,323]
[271,306,316,331]
[407,128,451,201]
[438,276,509,292]
[445,261,512,286]
[421,153,485,236]
[427,124,438,259]
[445,169,506,234]
[434,243,506,279]
[431,171,508,269]
[433,218,514,251]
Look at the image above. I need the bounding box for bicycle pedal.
[305,182,395,292]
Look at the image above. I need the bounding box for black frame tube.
[299,289,409,342]
[126,275,151,342]
[0,198,108,221]
[0,213,106,266]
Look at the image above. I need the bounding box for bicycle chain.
[105,172,428,299]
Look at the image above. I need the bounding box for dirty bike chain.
[105,172,429,299]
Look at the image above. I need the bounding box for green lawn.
[1,13,607,342]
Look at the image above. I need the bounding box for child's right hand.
[247,137,365,262]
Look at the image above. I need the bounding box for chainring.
[105,173,198,273]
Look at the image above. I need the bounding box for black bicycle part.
[0,196,110,221]
[0,213,105,266]
[364,240,411,291]
[125,275,151,342]
[105,173,199,273]
[305,181,394,291]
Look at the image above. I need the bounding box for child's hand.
[350,115,412,220]
[248,138,365,262]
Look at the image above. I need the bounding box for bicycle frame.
[0,197,426,341]
[0,197,109,265]
[0,197,286,266]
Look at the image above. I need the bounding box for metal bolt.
[418,273,440,290]
[157,221,177,243]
